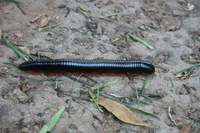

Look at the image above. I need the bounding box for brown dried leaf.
[38,15,51,28]
[19,85,32,92]
[180,122,191,133]
[98,96,154,128]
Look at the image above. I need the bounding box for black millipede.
[18,59,155,76]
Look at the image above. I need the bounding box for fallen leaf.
[180,122,191,133]
[19,85,32,92]
[18,46,30,54]
[98,96,154,128]
[38,15,51,28]
[175,70,190,78]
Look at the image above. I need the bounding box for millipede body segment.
[18,59,155,75]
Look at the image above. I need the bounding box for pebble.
[187,3,195,11]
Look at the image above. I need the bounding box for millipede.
[18,59,155,76]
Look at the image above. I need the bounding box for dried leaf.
[19,85,32,92]
[98,96,154,128]
[38,15,51,28]
[18,46,30,54]
[180,122,191,133]
[175,70,190,78]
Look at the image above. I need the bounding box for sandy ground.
[0,0,200,133]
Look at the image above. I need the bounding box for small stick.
[30,13,47,23]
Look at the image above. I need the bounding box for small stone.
[15,32,23,38]
[141,5,157,13]
[187,3,195,11]
[55,16,60,20]
[137,13,147,19]
[139,25,146,30]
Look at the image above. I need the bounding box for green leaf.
[39,107,66,133]
[1,35,28,61]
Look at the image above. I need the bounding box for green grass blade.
[39,107,66,133]
[140,94,153,103]
[169,78,175,91]
[172,63,200,75]
[84,80,118,92]
[24,84,48,103]
[17,47,35,60]
[1,35,28,61]
[3,62,18,67]
[83,75,98,84]
[86,80,118,112]
[40,54,53,59]
[141,76,148,95]
[191,118,199,133]
[88,90,103,112]
[128,33,154,50]
[76,7,89,18]
[9,0,22,4]
[38,23,61,31]
[195,39,200,42]
[64,74,93,86]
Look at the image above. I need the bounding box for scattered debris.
[187,3,195,11]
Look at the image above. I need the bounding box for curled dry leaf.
[38,15,51,28]
[98,96,154,128]
[180,122,191,133]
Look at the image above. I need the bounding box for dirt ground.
[0,0,200,133]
